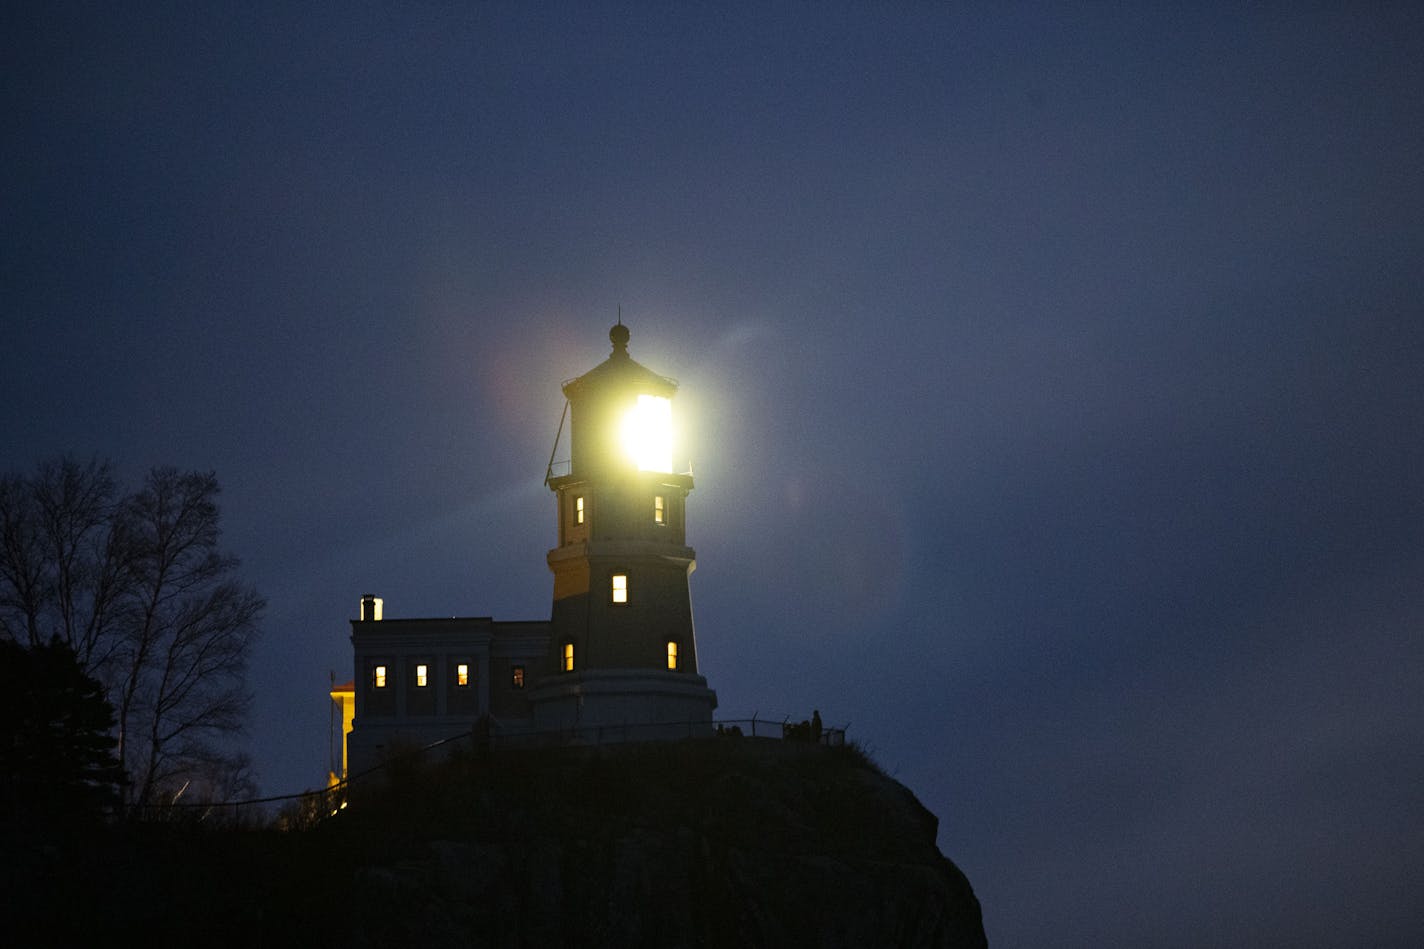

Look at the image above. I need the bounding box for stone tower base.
[529,669,717,742]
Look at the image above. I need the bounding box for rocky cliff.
[336,737,986,948]
[7,736,986,947]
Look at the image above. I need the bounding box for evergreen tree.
[0,638,123,824]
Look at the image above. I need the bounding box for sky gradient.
[5,3,1423,946]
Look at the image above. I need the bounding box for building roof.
[562,324,678,400]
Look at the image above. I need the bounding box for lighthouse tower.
[529,323,718,737]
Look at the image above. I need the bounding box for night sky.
[5,4,1423,945]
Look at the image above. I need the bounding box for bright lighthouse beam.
[621,394,673,472]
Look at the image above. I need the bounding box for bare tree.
[114,467,264,808]
[0,458,264,812]
[0,457,128,664]
[0,472,48,646]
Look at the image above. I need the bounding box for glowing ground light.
[621,394,672,472]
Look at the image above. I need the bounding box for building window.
[456,663,469,687]
[667,641,678,670]
[612,573,628,604]
[512,665,525,689]
[374,664,387,689]
[575,496,584,524]
[654,495,665,524]
[416,663,429,688]
[562,643,575,672]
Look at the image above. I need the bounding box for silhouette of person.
[811,709,822,744]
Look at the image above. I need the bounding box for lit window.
[374,664,387,689]
[612,573,628,604]
[416,664,428,688]
[620,394,673,472]
[667,641,678,670]
[575,496,584,524]
[562,643,574,672]
[654,495,665,524]
[456,663,469,687]
[512,665,525,688]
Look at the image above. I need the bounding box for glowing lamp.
[620,393,673,472]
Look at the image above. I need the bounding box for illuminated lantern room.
[547,323,692,549]
[560,324,678,477]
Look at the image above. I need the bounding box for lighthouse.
[530,323,718,736]
[338,323,718,778]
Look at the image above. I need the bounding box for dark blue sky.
[5,3,1423,945]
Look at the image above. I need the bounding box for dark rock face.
[339,738,987,948]
[4,738,986,948]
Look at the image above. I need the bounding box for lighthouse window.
[373,664,387,689]
[667,641,678,670]
[621,394,673,473]
[575,496,584,524]
[415,664,429,688]
[456,663,469,687]
[612,573,628,604]
[654,495,665,524]
[563,643,575,672]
